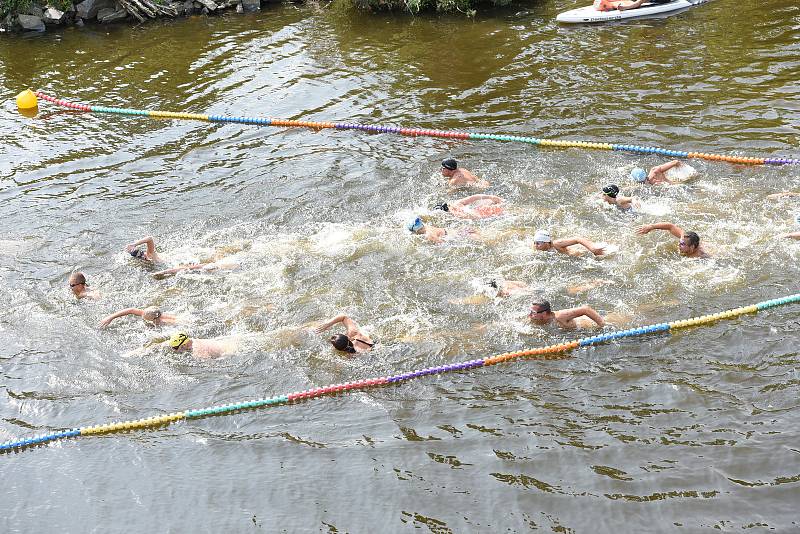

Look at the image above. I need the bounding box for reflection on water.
[1,0,800,531]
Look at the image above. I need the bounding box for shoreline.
[1,0,286,33]
[0,0,508,32]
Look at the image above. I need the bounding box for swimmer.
[68,272,101,300]
[125,236,161,262]
[449,279,530,305]
[167,332,239,360]
[631,161,696,186]
[441,158,489,188]
[635,222,710,258]
[601,184,636,211]
[782,232,800,240]
[486,279,529,297]
[528,300,605,329]
[126,235,240,278]
[98,306,178,328]
[533,230,607,256]
[434,194,506,220]
[315,314,374,354]
[766,191,800,200]
[152,261,239,279]
[406,217,477,245]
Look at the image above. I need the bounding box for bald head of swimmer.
[69,272,88,296]
[142,306,163,324]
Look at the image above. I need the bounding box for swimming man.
[68,272,101,300]
[601,184,636,211]
[528,300,605,329]
[315,314,374,354]
[635,222,710,258]
[441,158,489,188]
[533,230,607,256]
[631,160,696,185]
[98,306,178,328]
[407,217,477,245]
[168,332,239,359]
[434,194,505,219]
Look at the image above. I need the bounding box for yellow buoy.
[16,89,38,111]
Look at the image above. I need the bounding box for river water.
[1,0,799,531]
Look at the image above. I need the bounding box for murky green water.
[1,0,799,531]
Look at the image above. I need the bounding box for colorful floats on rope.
[16,90,800,166]
[2,293,799,454]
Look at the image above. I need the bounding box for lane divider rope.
[33,92,799,166]
[3,293,798,454]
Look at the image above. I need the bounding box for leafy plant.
[1,0,33,17]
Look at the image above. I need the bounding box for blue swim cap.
[407,217,424,233]
[795,213,800,226]
[631,168,647,182]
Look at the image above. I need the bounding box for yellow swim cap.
[169,332,189,349]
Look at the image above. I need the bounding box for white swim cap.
[534,230,552,243]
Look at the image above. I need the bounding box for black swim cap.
[602,184,620,198]
[330,334,356,353]
[434,203,450,212]
[442,158,458,170]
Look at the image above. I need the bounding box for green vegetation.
[50,0,73,10]
[1,0,32,17]
[1,0,73,17]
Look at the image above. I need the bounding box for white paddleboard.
[557,0,706,24]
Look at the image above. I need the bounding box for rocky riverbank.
[1,0,269,33]
[0,0,512,31]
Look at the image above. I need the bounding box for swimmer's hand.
[98,315,114,328]
[590,245,606,256]
[767,192,800,200]
[124,243,137,253]
[635,224,652,235]
[152,268,180,279]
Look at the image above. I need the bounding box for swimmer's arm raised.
[648,161,680,183]
[315,314,353,333]
[125,236,157,256]
[561,306,605,327]
[636,222,683,238]
[553,237,605,256]
[98,308,144,328]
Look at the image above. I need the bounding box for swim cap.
[533,230,552,243]
[433,202,449,212]
[795,212,800,226]
[330,334,355,354]
[407,217,424,233]
[169,332,189,349]
[630,168,647,183]
[442,158,458,170]
[603,184,620,198]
